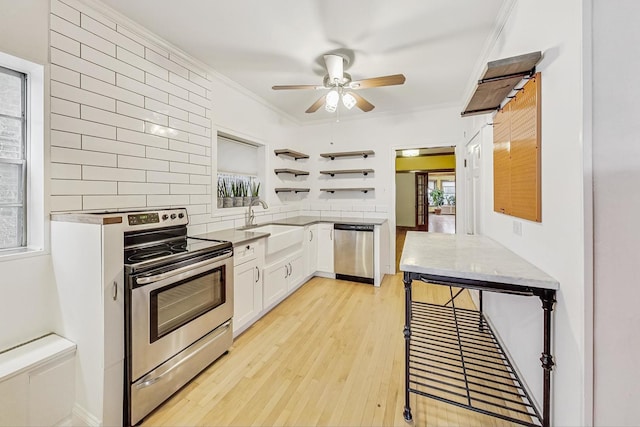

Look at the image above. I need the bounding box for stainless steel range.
[122,208,233,426]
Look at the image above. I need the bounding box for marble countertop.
[194,216,387,245]
[400,232,559,290]
[270,215,387,226]
[192,228,270,247]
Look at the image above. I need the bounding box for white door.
[465,134,482,235]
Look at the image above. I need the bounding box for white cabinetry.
[51,219,125,426]
[303,224,318,276]
[316,223,335,274]
[0,335,76,427]
[287,251,305,291]
[263,249,305,309]
[233,240,264,336]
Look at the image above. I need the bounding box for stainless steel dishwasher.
[333,223,374,284]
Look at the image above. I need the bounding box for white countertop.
[400,232,559,290]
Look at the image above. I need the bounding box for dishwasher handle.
[334,223,374,232]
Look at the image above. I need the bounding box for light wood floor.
[141,275,524,426]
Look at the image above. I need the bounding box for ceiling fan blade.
[349,74,406,89]
[324,54,344,85]
[272,84,324,90]
[349,92,375,112]
[305,94,327,113]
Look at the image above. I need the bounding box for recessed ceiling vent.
[461,51,542,117]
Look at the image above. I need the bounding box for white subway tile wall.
[48,0,388,230]
[50,0,214,217]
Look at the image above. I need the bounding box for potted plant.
[250,180,261,203]
[221,178,233,208]
[430,187,445,215]
[217,178,224,208]
[242,180,251,206]
[232,180,243,207]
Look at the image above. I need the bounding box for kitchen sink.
[243,224,303,256]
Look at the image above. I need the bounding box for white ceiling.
[99,0,508,124]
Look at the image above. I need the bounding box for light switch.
[512,220,522,236]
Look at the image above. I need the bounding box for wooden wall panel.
[493,105,511,214]
[492,72,541,222]
[510,74,541,221]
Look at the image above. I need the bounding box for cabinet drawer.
[234,240,263,266]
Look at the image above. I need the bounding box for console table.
[399,232,558,427]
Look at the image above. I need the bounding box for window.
[0,66,26,250]
[216,133,264,209]
[0,51,44,257]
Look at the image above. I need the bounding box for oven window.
[149,266,225,342]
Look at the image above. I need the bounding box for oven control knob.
[162,214,168,221]
[170,213,177,220]
[178,213,184,219]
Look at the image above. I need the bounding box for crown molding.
[75,0,302,126]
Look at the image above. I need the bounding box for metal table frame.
[402,271,556,427]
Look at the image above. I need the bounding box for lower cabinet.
[233,240,264,336]
[263,250,304,309]
[304,224,318,277]
[263,262,288,309]
[287,251,304,291]
[317,223,334,273]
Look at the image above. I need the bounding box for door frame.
[415,172,429,231]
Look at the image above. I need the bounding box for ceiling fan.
[272,54,406,114]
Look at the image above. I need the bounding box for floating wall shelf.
[275,188,310,194]
[320,169,374,177]
[320,188,374,194]
[274,168,309,177]
[320,150,375,160]
[274,149,309,160]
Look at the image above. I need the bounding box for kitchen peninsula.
[399,232,558,427]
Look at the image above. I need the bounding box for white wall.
[290,106,464,273]
[0,0,300,353]
[0,0,53,352]
[592,1,640,424]
[464,1,588,425]
[395,173,415,227]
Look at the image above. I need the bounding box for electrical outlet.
[512,220,522,236]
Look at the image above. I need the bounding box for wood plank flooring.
[142,275,526,426]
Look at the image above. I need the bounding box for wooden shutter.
[493,104,511,214]
[492,72,541,222]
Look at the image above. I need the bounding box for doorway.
[395,147,456,270]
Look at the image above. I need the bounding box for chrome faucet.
[247,198,268,226]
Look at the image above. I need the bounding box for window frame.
[0,50,44,260]
[0,65,28,250]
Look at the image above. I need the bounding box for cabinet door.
[287,251,305,292]
[234,260,259,333]
[28,355,75,426]
[102,223,124,369]
[316,223,334,273]
[304,224,318,276]
[263,262,288,308]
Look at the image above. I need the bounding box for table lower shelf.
[408,300,542,426]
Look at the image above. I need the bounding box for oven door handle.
[135,251,232,285]
[135,320,231,390]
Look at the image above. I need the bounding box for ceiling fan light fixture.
[342,92,357,110]
[325,90,339,112]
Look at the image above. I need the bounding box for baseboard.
[71,404,100,427]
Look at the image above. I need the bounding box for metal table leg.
[403,272,413,422]
[540,289,556,427]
